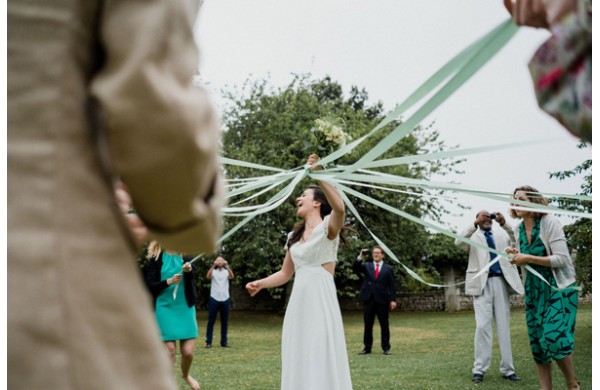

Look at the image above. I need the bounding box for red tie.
[375,263,380,279]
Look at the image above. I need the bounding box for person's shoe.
[221,343,231,348]
[205,343,212,349]
[472,374,484,383]
[383,350,391,355]
[503,374,521,382]
[358,348,371,355]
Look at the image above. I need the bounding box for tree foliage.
[218,75,464,305]
[549,143,592,294]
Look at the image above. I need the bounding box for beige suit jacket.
[455,224,525,297]
[8,0,223,388]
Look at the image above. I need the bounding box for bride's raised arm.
[307,154,345,240]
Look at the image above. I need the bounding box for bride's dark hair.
[287,185,351,248]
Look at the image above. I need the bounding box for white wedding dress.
[281,215,353,390]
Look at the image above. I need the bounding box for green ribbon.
[203,18,588,294]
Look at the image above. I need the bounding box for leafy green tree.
[549,143,592,294]
[426,233,469,272]
[218,75,463,307]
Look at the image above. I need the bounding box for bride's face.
[296,189,319,218]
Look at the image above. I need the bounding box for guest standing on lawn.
[353,245,397,355]
[144,241,201,390]
[205,256,234,348]
[455,210,523,384]
[507,185,580,390]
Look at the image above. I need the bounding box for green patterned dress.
[155,252,198,341]
[519,218,578,364]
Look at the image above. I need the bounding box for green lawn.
[175,304,592,390]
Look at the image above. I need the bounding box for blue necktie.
[484,231,497,260]
[484,230,503,275]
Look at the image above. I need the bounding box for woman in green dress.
[145,241,200,390]
[507,186,579,390]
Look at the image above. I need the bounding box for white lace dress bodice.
[288,216,339,270]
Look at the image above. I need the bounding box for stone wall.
[218,284,591,313]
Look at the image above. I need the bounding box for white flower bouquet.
[305,118,351,156]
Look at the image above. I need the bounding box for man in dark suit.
[353,245,397,355]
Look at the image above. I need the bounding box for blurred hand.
[169,273,182,285]
[494,212,507,226]
[182,262,192,273]
[504,0,577,28]
[114,181,148,244]
[306,154,322,171]
[509,253,530,266]
[542,0,578,25]
[390,301,397,311]
[503,0,549,28]
[246,281,261,297]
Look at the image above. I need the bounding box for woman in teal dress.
[145,241,200,390]
[507,186,580,390]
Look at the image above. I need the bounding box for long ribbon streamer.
[173,19,587,298]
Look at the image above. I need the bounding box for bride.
[246,154,353,390]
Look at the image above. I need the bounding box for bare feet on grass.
[184,375,200,390]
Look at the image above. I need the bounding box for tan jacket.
[8,0,223,388]
[455,224,525,296]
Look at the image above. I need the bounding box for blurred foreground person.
[504,0,592,143]
[8,0,224,388]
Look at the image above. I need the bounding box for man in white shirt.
[205,256,234,348]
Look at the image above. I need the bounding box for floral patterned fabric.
[528,0,592,143]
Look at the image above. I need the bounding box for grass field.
[174,304,592,390]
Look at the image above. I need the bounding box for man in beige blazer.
[8,1,223,389]
[455,211,524,384]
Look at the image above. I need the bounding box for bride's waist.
[295,265,333,278]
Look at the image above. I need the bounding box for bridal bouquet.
[305,118,351,156]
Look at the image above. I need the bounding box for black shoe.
[358,349,371,355]
[205,343,212,349]
[221,343,231,348]
[383,350,391,355]
[503,374,521,382]
[472,374,484,383]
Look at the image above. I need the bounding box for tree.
[549,143,592,294]
[426,233,469,272]
[218,75,463,307]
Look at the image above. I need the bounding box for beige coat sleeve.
[90,0,224,254]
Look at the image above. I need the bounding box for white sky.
[194,0,592,232]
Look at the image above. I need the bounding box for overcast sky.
[193,0,591,232]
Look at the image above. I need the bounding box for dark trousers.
[206,297,230,345]
[363,299,390,351]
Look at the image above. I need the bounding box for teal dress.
[155,253,198,341]
[520,218,577,364]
